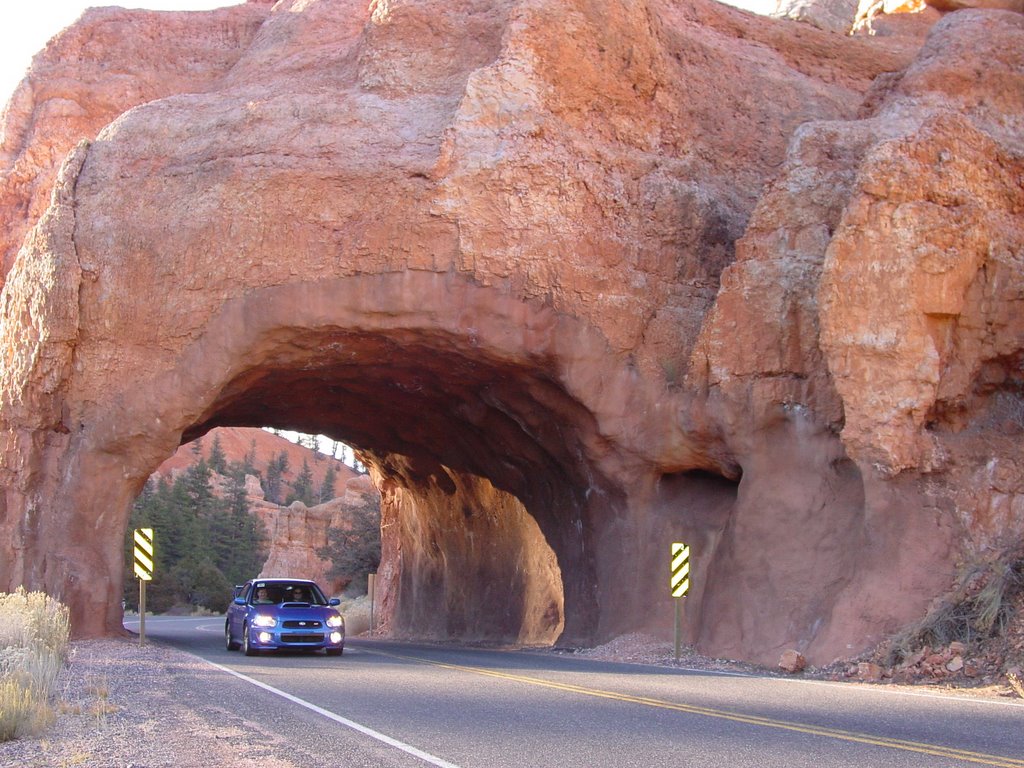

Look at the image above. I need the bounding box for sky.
[0,1,241,110]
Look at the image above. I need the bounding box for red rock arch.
[3,270,683,646]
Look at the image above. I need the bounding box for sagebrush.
[0,588,70,741]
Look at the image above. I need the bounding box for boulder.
[779,649,808,673]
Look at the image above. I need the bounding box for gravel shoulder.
[0,638,333,768]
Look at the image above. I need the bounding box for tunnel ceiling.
[183,326,620,515]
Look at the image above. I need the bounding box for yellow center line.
[368,649,1024,768]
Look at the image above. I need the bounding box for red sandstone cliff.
[0,0,1021,669]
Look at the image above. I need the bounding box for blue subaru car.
[225,578,345,656]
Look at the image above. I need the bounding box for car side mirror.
[328,598,341,607]
[233,597,246,606]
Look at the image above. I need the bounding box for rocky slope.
[0,0,1021,669]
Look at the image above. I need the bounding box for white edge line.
[202,658,462,768]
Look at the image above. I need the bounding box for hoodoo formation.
[0,0,1021,666]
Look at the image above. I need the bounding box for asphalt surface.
[129,616,1024,768]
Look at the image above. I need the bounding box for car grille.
[282,620,323,629]
[280,633,325,644]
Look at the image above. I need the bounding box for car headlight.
[252,614,277,628]
[326,613,344,628]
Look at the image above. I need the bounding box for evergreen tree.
[208,433,227,474]
[317,495,381,594]
[319,465,337,503]
[265,456,283,505]
[216,468,268,585]
[124,457,268,614]
[287,459,315,506]
[275,450,290,475]
[243,439,258,476]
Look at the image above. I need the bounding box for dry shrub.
[0,678,56,741]
[883,543,1024,667]
[1008,671,1024,699]
[0,588,71,659]
[0,588,70,742]
[338,595,372,636]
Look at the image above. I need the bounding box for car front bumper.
[250,627,345,650]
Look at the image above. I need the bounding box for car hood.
[266,604,339,620]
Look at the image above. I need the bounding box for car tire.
[242,624,258,656]
[225,621,240,651]
[326,647,343,656]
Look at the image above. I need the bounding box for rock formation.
[257,474,379,595]
[149,425,373,593]
[0,0,1021,666]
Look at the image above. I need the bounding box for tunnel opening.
[126,323,626,647]
[122,426,376,617]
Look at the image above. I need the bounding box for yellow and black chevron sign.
[670,542,690,598]
[133,528,154,581]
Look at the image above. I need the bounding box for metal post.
[139,579,146,647]
[674,599,681,662]
[368,573,376,632]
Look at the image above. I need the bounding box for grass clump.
[0,588,70,741]
[882,543,1024,668]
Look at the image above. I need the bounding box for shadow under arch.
[51,271,674,646]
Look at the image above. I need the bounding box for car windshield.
[250,583,327,605]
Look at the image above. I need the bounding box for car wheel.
[242,624,258,656]
[225,621,240,651]
[326,647,343,656]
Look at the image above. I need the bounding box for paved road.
[129,616,1024,768]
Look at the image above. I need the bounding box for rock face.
[0,0,1021,666]
[257,474,379,594]
[0,3,272,283]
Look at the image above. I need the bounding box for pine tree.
[266,456,283,504]
[243,439,258,476]
[125,448,271,615]
[276,450,290,475]
[320,465,337,503]
[287,459,315,506]
[208,433,227,474]
[317,495,381,594]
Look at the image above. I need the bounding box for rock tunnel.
[3,0,1020,667]
[5,267,710,651]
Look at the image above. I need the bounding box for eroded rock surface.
[0,0,1021,666]
[257,475,379,594]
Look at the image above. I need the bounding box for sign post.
[670,542,690,662]
[368,573,376,632]
[133,528,154,646]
